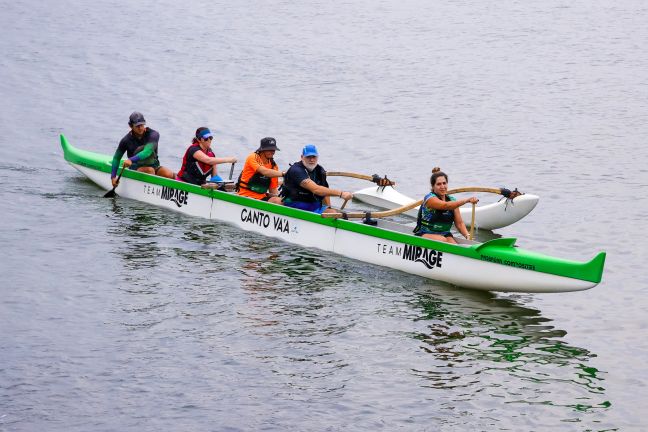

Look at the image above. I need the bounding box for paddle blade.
[103,188,117,198]
[104,164,126,197]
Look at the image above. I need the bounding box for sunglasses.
[201,136,213,141]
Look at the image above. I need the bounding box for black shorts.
[415,231,453,237]
[130,161,161,172]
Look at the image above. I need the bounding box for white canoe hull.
[353,186,539,230]
[69,161,598,293]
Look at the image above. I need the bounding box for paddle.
[327,171,396,187]
[228,162,235,180]
[103,163,126,198]
[469,202,476,240]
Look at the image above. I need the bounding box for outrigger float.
[60,135,605,293]
[352,185,539,230]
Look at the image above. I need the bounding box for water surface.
[1,0,647,430]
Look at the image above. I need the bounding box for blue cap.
[302,144,319,157]
[198,128,213,139]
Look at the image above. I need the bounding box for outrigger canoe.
[353,186,540,230]
[60,135,605,293]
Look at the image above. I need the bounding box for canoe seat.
[201,182,236,192]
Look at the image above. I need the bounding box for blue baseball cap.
[198,128,213,139]
[302,144,319,157]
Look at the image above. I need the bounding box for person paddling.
[236,137,284,204]
[176,127,237,185]
[110,112,175,187]
[413,167,479,243]
[281,144,353,214]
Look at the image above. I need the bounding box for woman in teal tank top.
[413,167,479,244]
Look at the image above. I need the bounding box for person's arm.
[255,164,283,178]
[244,154,282,178]
[426,195,478,211]
[111,146,127,178]
[127,143,155,164]
[454,209,470,238]
[128,130,160,163]
[267,186,280,198]
[299,179,353,201]
[194,150,237,166]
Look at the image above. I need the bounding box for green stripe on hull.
[60,134,605,284]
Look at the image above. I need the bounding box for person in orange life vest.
[176,127,237,185]
[237,137,284,204]
[110,112,175,187]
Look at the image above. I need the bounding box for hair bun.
[432,167,441,173]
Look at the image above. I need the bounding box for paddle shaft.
[469,203,476,240]
[103,163,127,198]
[228,162,235,181]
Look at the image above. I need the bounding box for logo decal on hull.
[143,184,189,208]
[160,187,189,207]
[480,254,535,270]
[241,208,293,234]
[376,243,443,269]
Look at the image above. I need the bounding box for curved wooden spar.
[327,171,396,186]
[323,199,423,219]
[325,187,520,219]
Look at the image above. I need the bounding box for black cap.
[128,112,146,126]
[256,137,280,152]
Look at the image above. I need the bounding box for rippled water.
[1,0,647,430]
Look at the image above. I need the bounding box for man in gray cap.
[110,112,174,187]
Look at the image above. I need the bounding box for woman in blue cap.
[281,144,353,214]
[176,127,237,185]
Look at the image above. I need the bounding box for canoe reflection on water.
[408,285,608,413]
